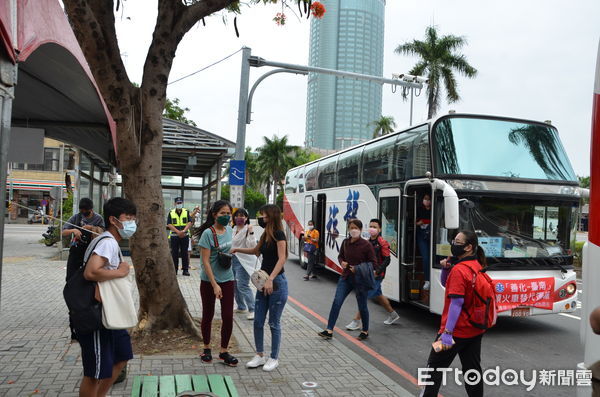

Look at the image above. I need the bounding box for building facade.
[305,0,386,150]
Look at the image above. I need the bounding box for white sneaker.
[246,355,266,368]
[235,308,248,314]
[346,319,361,331]
[423,281,430,291]
[263,358,279,372]
[246,312,255,320]
[384,311,400,325]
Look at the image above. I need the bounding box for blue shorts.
[368,279,383,299]
[79,328,133,379]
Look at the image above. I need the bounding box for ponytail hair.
[460,229,487,268]
[196,200,232,237]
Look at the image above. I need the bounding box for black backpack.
[63,236,110,335]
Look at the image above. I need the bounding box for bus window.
[413,131,431,176]
[362,137,395,185]
[317,155,338,189]
[297,166,306,193]
[284,169,297,194]
[337,148,362,186]
[395,125,427,181]
[305,162,318,191]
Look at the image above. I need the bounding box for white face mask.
[308,225,314,230]
[349,229,361,238]
[176,204,183,210]
[115,218,137,239]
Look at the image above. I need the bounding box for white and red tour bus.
[284,113,584,318]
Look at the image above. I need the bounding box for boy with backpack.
[77,197,137,397]
[419,230,497,397]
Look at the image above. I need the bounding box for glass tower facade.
[305,0,385,150]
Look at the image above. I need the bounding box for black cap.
[174,197,183,203]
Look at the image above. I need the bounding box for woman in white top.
[231,208,257,320]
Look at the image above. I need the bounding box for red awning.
[0,0,117,163]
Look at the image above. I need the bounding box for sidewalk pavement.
[0,254,415,396]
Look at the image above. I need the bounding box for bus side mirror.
[444,196,459,230]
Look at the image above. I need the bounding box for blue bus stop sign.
[229,160,246,186]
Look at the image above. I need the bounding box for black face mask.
[80,211,91,218]
[257,217,266,228]
[451,242,467,257]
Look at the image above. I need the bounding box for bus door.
[316,194,327,266]
[300,195,314,268]
[378,189,400,302]
[401,184,432,307]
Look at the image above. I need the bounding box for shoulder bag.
[250,256,270,291]
[98,247,138,330]
[210,226,232,269]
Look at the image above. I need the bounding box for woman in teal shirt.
[197,200,237,366]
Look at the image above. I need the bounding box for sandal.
[200,348,212,363]
[318,330,333,339]
[219,352,239,367]
[357,332,369,341]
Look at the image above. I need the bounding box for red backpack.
[455,262,498,330]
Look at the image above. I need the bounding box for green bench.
[130,374,239,397]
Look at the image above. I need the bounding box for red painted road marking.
[288,295,444,397]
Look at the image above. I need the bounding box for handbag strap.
[81,235,111,270]
[209,226,220,250]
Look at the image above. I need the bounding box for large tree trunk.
[62,0,238,335]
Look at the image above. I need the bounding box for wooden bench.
[130,374,239,397]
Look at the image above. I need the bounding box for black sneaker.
[357,332,369,341]
[182,271,190,276]
[219,352,239,367]
[318,330,333,339]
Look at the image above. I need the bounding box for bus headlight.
[566,283,576,295]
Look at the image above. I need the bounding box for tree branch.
[63,0,132,115]
[177,0,238,35]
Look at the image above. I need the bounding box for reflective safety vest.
[169,208,189,236]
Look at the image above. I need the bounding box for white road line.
[559,313,581,320]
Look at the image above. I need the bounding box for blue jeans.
[326,276,369,332]
[416,226,431,282]
[232,256,255,312]
[254,274,288,359]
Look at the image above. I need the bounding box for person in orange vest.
[167,197,192,276]
[303,220,320,280]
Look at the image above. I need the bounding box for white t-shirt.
[89,231,122,270]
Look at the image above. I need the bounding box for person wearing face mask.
[416,193,432,291]
[77,197,136,397]
[167,197,192,276]
[230,208,256,320]
[231,204,289,372]
[303,220,320,280]
[419,230,487,397]
[319,219,376,341]
[62,198,105,342]
[196,200,238,367]
[346,219,399,330]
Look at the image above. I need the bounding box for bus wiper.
[547,261,568,273]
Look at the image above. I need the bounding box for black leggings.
[420,333,484,397]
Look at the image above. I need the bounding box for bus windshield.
[452,196,578,267]
[432,117,577,181]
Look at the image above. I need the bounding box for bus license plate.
[511,307,531,317]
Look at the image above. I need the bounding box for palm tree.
[395,26,477,119]
[370,115,397,138]
[256,135,299,203]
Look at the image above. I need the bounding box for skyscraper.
[305,0,386,150]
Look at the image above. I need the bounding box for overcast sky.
[114,0,600,177]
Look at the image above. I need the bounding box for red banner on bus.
[492,278,555,312]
